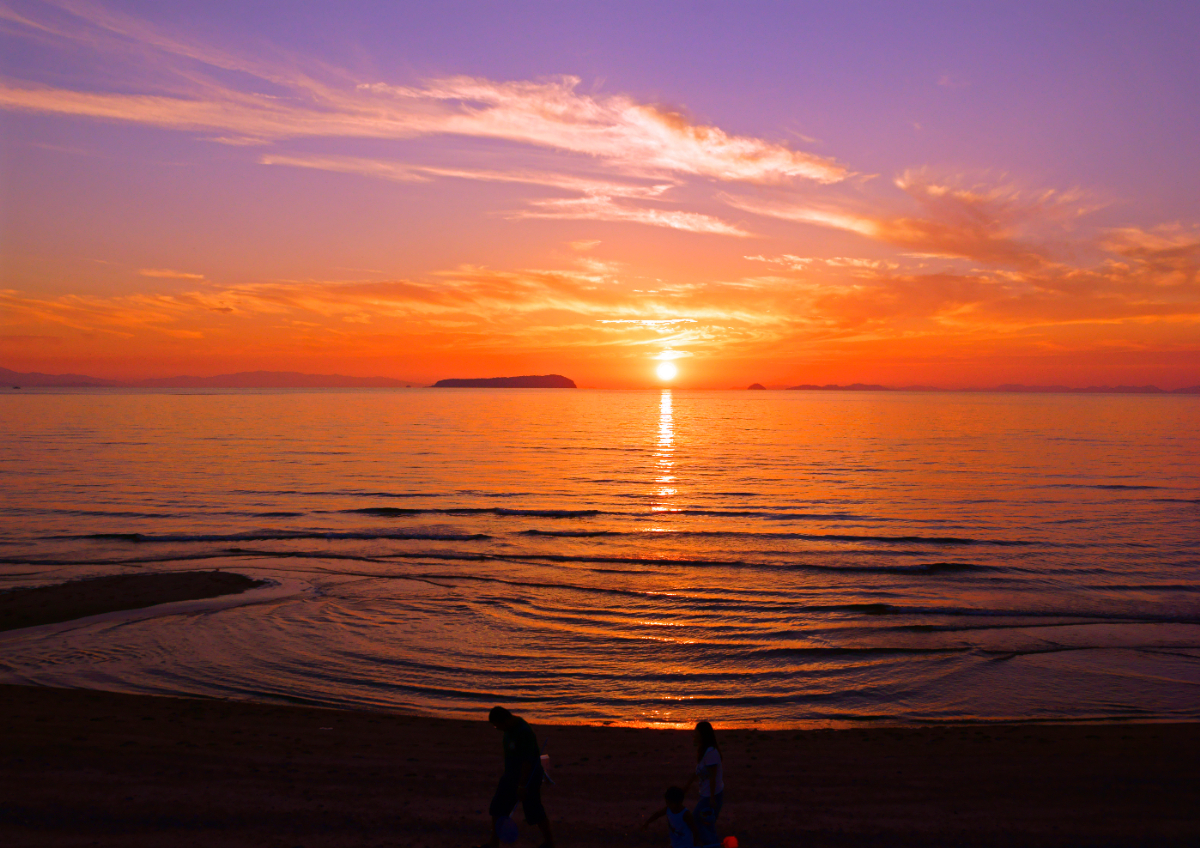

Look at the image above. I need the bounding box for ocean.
[1,388,1197,727]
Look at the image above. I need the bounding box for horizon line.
[2,366,1198,394]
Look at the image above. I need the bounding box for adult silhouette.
[478,705,555,848]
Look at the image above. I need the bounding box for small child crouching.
[642,786,699,848]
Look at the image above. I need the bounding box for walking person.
[478,705,555,848]
[681,720,723,848]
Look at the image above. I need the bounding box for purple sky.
[2,1,1198,386]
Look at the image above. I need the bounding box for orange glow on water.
[2,389,1198,727]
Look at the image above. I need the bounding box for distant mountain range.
[432,375,576,388]
[785,382,1200,394]
[0,367,413,388]
[789,383,892,391]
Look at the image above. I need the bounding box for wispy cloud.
[727,171,1094,267]
[363,76,848,184]
[259,152,747,233]
[138,268,205,280]
[515,194,752,236]
[937,73,970,90]
[599,319,698,325]
[1101,224,1200,267]
[0,2,842,237]
[746,254,899,272]
[260,153,672,198]
[0,5,846,186]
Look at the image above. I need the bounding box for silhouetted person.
[681,720,723,847]
[642,785,699,847]
[479,705,554,848]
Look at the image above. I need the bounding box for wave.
[232,488,534,499]
[233,489,432,498]
[0,551,251,568]
[524,529,1028,545]
[519,530,622,538]
[857,561,984,574]
[337,505,987,526]
[0,509,186,519]
[672,510,880,520]
[334,510,1028,545]
[0,546,994,577]
[69,530,490,543]
[1049,483,1164,490]
[343,507,603,518]
[748,645,973,658]
[691,531,1025,545]
[900,608,1200,627]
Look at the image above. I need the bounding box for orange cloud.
[5,234,1196,385]
[138,268,206,280]
[727,171,1095,267]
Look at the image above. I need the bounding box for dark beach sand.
[0,571,265,631]
[3,687,1197,847]
[1,573,1197,846]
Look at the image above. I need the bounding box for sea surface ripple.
[1,388,1198,727]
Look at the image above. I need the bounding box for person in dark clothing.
[478,705,555,848]
[682,720,723,848]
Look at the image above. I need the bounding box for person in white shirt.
[681,720,723,848]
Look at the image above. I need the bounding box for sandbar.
[0,571,265,632]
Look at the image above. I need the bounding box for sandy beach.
[1,684,1197,847]
[2,575,1198,846]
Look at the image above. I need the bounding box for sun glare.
[656,361,678,381]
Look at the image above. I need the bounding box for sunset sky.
[2,1,1198,387]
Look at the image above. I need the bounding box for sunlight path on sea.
[653,389,676,514]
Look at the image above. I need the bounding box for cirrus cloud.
[0,4,846,188]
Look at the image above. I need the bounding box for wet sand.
[1,684,1197,847]
[0,571,265,631]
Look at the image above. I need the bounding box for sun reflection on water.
[652,389,676,512]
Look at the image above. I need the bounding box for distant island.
[787,382,1200,394]
[0,367,412,388]
[747,383,767,390]
[431,375,576,388]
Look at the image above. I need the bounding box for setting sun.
[656,361,678,381]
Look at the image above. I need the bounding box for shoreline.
[1,571,1196,730]
[2,684,1198,847]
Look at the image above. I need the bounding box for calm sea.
[1,388,1197,727]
